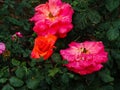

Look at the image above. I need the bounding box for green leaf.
[88,9,101,24]
[9,77,24,87]
[2,84,14,90]
[15,67,25,79]
[0,71,4,78]
[51,53,61,63]
[11,59,20,66]
[51,53,68,65]
[29,60,37,67]
[102,85,113,90]
[105,0,120,12]
[107,27,119,41]
[0,78,8,84]
[67,73,74,78]
[6,17,22,26]
[112,19,120,29]
[74,12,88,29]
[26,79,40,89]
[61,73,69,84]
[111,50,120,69]
[106,54,113,69]
[97,85,113,90]
[48,68,60,77]
[3,68,10,78]
[99,69,114,83]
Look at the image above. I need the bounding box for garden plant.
[0,0,120,90]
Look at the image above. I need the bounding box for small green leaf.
[107,27,119,41]
[67,73,74,78]
[62,60,68,64]
[99,70,114,83]
[11,59,20,66]
[51,53,61,63]
[22,49,30,58]
[26,79,40,89]
[105,0,120,12]
[111,50,120,69]
[61,73,69,84]
[0,71,4,78]
[0,78,8,84]
[15,67,25,79]
[48,68,60,77]
[2,84,14,90]
[7,17,22,26]
[88,9,101,24]
[9,77,24,87]
[29,60,37,67]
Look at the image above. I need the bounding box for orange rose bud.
[31,34,57,60]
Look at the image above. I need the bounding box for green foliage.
[9,77,24,87]
[2,84,14,90]
[0,0,120,90]
[107,27,119,41]
[98,69,114,83]
[105,0,120,12]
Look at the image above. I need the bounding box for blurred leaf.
[26,79,40,89]
[73,11,89,29]
[71,83,85,90]
[15,67,25,79]
[22,49,31,58]
[0,78,8,84]
[2,84,14,90]
[99,69,114,83]
[11,59,20,66]
[48,68,60,77]
[6,17,22,26]
[111,50,120,69]
[88,9,101,24]
[106,53,113,69]
[97,85,113,90]
[9,77,24,87]
[107,27,119,41]
[0,71,4,78]
[51,53,61,62]
[29,60,37,67]
[67,73,74,78]
[61,73,69,84]
[105,0,120,12]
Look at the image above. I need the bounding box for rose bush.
[0,0,120,90]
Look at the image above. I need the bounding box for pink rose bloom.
[30,0,74,38]
[15,32,23,38]
[12,32,23,40]
[0,42,6,54]
[60,41,108,75]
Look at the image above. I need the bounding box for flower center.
[79,48,89,54]
[82,48,88,53]
[48,12,54,18]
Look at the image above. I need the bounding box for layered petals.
[60,41,108,75]
[30,0,74,38]
[31,34,57,60]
